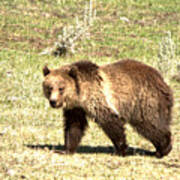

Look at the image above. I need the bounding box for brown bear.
[42,59,173,158]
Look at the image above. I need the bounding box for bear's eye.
[47,86,53,95]
[59,87,65,93]
[48,87,53,91]
[59,87,64,94]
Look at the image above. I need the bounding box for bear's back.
[101,59,171,94]
[100,59,173,114]
[101,59,163,83]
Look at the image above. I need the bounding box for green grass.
[0,0,180,179]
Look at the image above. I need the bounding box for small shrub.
[156,31,178,79]
[40,0,96,56]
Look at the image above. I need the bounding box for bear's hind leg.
[63,108,88,154]
[130,120,172,158]
[154,130,172,158]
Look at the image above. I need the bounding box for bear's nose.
[50,100,57,108]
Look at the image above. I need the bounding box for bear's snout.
[49,99,63,108]
[50,100,57,108]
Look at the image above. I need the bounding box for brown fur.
[42,59,173,158]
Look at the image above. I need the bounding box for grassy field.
[0,0,180,179]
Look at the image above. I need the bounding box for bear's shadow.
[26,144,155,157]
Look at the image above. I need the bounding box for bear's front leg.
[63,108,88,154]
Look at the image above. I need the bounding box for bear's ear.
[43,65,50,76]
[68,66,78,79]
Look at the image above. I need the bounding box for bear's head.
[42,65,79,109]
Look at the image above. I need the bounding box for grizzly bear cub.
[42,59,173,158]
